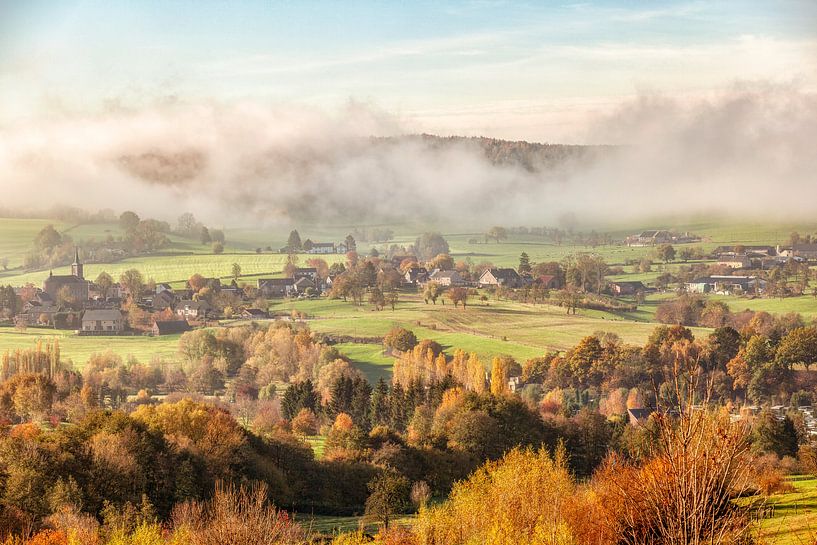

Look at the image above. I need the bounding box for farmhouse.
[258,278,296,298]
[403,267,429,286]
[479,268,523,288]
[712,245,776,257]
[151,290,176,310]
[307,242,336,254]
[175,300,212,319]
[778,244,817,260]
[241,308,270,319]
[428,269,464,287]
[609,280,646,295]
[152,320,192,336]
[626,230,672,246]
[81,309,124,334]
[535,275,559,289]
[685,275,765,295]
[716,255,751,269]
[292,267,319,281]
[294,277,317,293]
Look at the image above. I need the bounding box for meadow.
[758,476,817,545]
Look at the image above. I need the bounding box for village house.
[403,267,429,286]
[258,278,296,298]
[152,320,192,336]
[241,308,270,319]
[175,300,212,319]
[626,230,672,246]
[81,309,125,334]
[716,255,752,269]
[307,242,336,254]
[685,275,766,295]
[428,269,464,287]
[609,280,646,295]
[778,244,817,261]
[479,268,524,289]
[151,290,177,311]
[292,267,319,281]
[294,276,317,294]
[712,245,776,258]
[535,275,559,289]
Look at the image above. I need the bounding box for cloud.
[0,82,816,229]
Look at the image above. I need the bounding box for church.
[43,248,89,303]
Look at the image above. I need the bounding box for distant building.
[241,308,270,319]
[257,278,296,298]
[43,249,89,303]
[778,244,817,260]
[535,275,559,289]
[307,243,336,254]
[404,267,429,286]
[175,300,212,319]
[81,309,124,334]
[479,268,523,288]
[610,280,646,295]
[716,255,751,269]
[428,269,464,287]
[292,267,319,281]
[627,230,672,246]
[152,320,192,336]
[685,275,765,295]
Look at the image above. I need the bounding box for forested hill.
[375,134,610,172]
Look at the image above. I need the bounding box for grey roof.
[82,309,123,321]
[485,268,521,281]
[153,320,191,334]
[430,270,461,279]
[258,278,295,286]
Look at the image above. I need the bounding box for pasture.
[759,476,817,545]
[0,326,181,368]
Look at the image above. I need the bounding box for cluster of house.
[714,244,817,270]
[402,263,559,290]
[629,405,817,435]
[13,249,268,336]
[257,267,325,297]
[625,230,700,247]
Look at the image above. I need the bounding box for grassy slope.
[760,476,817,545]
[0,327,181,367]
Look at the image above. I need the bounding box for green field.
[760,476,817,545]
[0,327,181,367]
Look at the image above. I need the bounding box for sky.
[1,0,816,141]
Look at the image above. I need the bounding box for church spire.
[71,247,84,279]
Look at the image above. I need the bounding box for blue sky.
[1,0,815,140]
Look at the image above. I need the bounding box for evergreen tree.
[370,378,391,428]
[518,252,532,275]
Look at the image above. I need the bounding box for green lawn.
[0,327,181,368]
[759,476,817,545]
[0,218,70,269]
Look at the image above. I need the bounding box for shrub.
[171,482,303,545]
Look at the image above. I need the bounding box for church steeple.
[71,247,84,279]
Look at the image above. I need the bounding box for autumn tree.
[231,263,242,280]
[95,272,114,299]
[656,243,676,263]
[119,269,144,299]
[364,471,410,529]
[448,287,468,308]
[423,281,444,305]
[486,226,507,243]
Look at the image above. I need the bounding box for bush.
[383,327,418,353]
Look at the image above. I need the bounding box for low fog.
[1,82,815,228]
